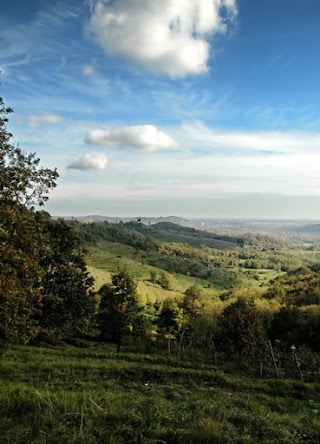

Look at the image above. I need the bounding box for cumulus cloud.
[68,152,108,170]
[85,125,178,151]
[28,112,63,128]
[86,0,237,77]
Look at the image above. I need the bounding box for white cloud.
[86,0,237,77]
[85,124,178,151]
[83,64,95,76]
[28,112,63,128]
[68,152,108,170]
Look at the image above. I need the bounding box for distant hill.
[291,224,320,234]
[148,221,239,250]
[53,215,295,245]
[52,215,187,225]
[71,219,240,252]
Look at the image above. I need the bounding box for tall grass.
[1,344,320,443]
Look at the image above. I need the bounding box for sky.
[1,0,320,219]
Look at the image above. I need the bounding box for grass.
[85,239,320,315]
[86,241,219,302]
[1,344,320,443]
[84,240,290,315]
[86,241,149,278]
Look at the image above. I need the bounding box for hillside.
[144,221,240,250]
[68,218,320,306]
[73,219,241,250]
[73,220,243,293]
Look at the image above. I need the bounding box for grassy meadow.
[86,240,221,302]
[2,343,320,444]
[84,236,295,315]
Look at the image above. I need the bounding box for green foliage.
[217,298,268,359]
[156,271,177,290]
[156,298,184,333]
[0,98,58,208]
[149,270,158,283]
[0,90,93,344]
[73,220,159,251]
[0,217,43,343]
[266,265,320,306]
[0,94,58,343]
[0,203,46,343]
[181,285,205,321]
[147,255,240,288]
[269,307,320,352]
[76,220,243,287]
[98,271,143,352]
[149,221,239,249]
[39,216,95,337]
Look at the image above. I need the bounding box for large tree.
[0,91,59,343]
[0,86,98,343]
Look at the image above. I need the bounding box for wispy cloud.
[28,112,63,128]
[53,150,320,201]
[0,1,79,62]
[178,121,320,155]
[87,0,237,77]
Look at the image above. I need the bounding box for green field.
[1,343,320,443]
[86,240,221,303]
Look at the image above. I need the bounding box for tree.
[39,216,95,338]
[0,86,97,343]
[157,272,177,290]
[267,305,320,354]
[181,285,205,322]
[0,205,44,343]
[0,90,59,343]
[0,96,58,208]
[217,298,268,360]
[156,298,184,333]
[98,271,142,353]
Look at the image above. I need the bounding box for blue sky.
[1,0,320,219]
